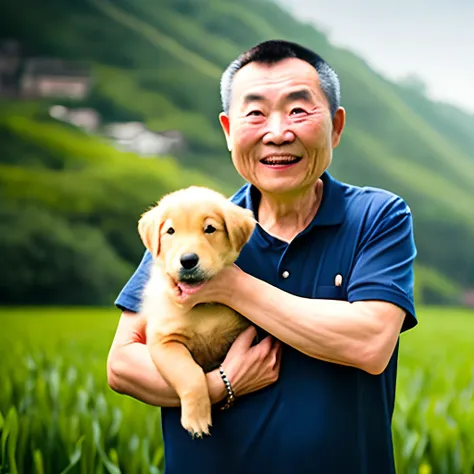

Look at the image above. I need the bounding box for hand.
[175,265,240,309]
[219,325,282,398]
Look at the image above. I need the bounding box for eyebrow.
[286,89,313,102]
[243,93,265,105]
[242,89,314,106]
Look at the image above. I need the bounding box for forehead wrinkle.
[235,77,321,110]
[231,59,327,111]
[242,88,314,107]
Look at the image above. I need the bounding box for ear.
[331,107,346,148]
[223,203,256,253]
[218,112,232,151]
[137,205,164,258]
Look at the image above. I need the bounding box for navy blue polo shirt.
[115,171,417,474]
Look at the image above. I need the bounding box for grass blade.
[60,435,85,474]
[33,449,45,474]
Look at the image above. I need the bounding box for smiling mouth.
[260,155,302,166]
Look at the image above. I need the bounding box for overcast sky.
[277,0,474,114]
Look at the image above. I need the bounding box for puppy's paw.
[181,396,212,439]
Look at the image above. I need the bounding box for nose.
[180,253,199,270]
[263,114,295,146]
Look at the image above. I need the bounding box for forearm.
[222,271,402,374]
[107,342,226,406]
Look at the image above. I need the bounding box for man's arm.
[107,310,282,406]
[219,276,404,375]
[106,310,227,406]
[208,196,417,375]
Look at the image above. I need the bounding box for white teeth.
[261,157,300,165]
[265,161,293,165]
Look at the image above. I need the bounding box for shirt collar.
[243,170,346,228]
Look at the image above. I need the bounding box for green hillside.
[0,0,472,305]
[0,103,228,305]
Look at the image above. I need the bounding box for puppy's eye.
[166,227,175,235]
[204,224,216,234]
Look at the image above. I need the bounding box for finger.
[264,338,281,366]
[271,335,282,346]
[260,334,274,347]
[271,337,281,354]
[250,334,273,358]
[274,342,282,368]
[231,325,258,350]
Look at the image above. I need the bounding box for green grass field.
[0,306,473,474]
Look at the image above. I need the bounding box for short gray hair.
[220,40,341,118]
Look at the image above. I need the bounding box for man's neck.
[257,179,324,243]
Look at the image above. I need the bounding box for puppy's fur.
[138,186,256,438]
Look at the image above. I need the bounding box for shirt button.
[282,270,290,279]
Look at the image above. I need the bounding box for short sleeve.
[347,196,417,332]
[114,250,152,313]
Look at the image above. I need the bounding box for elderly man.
[108,40,417,474]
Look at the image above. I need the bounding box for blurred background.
[0,0,472,473]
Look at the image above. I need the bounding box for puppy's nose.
[180,253,199,270]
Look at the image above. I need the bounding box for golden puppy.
[137,186,256,438]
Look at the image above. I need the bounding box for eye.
[291,107,306,115]
[166,227,175,235]
[204,224,216,234]
[247,110,263,116]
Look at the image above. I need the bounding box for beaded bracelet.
[219,365,236,410]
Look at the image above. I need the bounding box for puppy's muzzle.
[178,253,206,283]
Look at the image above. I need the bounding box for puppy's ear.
[138,205,164,258]
[223,204,256,253]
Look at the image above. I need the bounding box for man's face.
[219,57,345,196]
